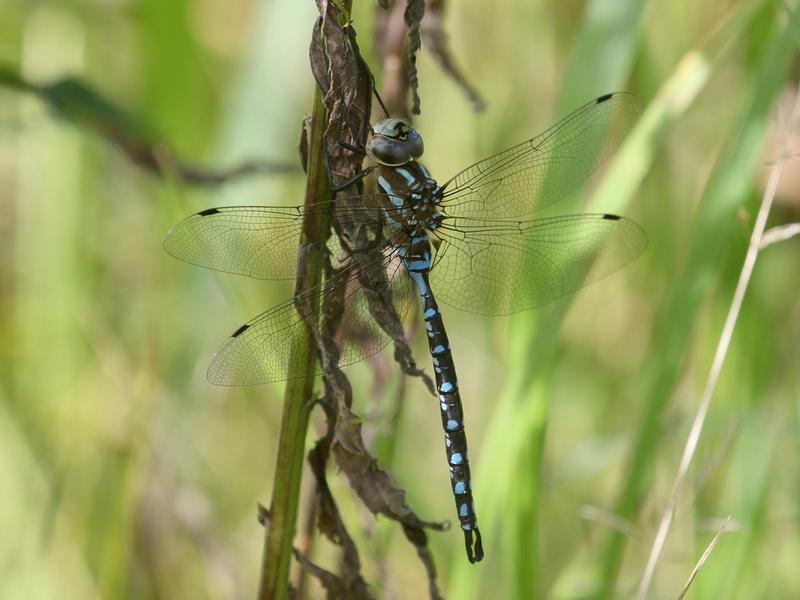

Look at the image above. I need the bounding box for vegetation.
[1,0,799,598]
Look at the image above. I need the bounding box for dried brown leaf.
[332,403,446,533]
[404,0,426,114]
[303,4,444,594]
[298,115,311,174]
[304,403,372,599]
[401,524,444,600]
[294,549,374,600]
[309,7,372,182]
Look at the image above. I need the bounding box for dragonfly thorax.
[375,161,444,238]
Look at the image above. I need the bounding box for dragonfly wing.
[207,247,415,385]
[429,214,646,315]
[164,200,388,280]
[440,93,641,219]
[165,204,319,280]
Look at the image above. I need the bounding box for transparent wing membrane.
[165,204,319,280]
[207,246,414,385]
[167,93,646,384]
[164,198,393,280]
[430,214,646,315]
[440,93,641,219]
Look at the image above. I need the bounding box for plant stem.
[633,80,800,600]
[257,86,332,600]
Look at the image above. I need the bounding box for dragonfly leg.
[323,133,375,193]
[338,139,367,155]
[329,165,375,193]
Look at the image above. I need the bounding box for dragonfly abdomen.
[387,159,483,562]
[406,264,484,563]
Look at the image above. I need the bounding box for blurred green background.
[1,0,799,598]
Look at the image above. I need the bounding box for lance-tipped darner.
[165,92,647,563]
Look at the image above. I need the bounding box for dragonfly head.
[366,118,424,166]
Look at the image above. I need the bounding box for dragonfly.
[164,92,647,563]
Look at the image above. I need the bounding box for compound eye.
[367,137,412,166]
[406,129,424,158]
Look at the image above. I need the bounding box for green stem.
[257,86,332,600]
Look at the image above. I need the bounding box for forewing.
[440,93,641,219]
[164,200,389,280]
[429,214,646,315]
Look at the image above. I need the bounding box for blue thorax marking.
[396,167,420,190]
[377,176,406,209]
